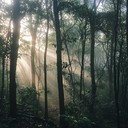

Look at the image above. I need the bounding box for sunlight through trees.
[0,0,128,128]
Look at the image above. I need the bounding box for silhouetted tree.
[9,0,20,117]
[89,0,97,112]
[53,0,65,126]
[127,0,128,55]
[44,0,50,120]
[113,0,120,127]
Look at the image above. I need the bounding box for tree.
[25,0,41,88]
[126,0,128,55]
[53,0,65,126]
[113,0,120,127]
[44,0,50,120]
[9,0,20,117]
[0,37,5,100]
[29,14,38,88]
[79,18,88,100]
[89,0,97,112]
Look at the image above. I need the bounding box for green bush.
[62,115,94,128]
[62,102,95,128]
[17,87,39,114]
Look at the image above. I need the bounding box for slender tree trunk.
[117,39,123,106]
[123,79,128,110]
[126,0,128,55]
[30,29,36,88]
[6,57,9,99]
[80,20,87,100]
[63,36,74,102]
[90,0,96,112]
[53,0,65,126]
[0,58,2,86]
[36,45,41,115]
[44,0,50,120]
[0,57,2,109]
[9,0,20,118]
[113,0,120,127]
[109,36,114,100]
[29,13,39,88]
[117,8,124,109]
[1,55,5,100]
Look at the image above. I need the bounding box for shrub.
[17,87,39,114]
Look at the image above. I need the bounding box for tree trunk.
[30,28,36,88]
[53,0,65,126]
[1,55,5,100]
[108,36,114,100]
[9,0,20,118]
[6,57,9,100]
[113,0,120,127]
[29,13,39,88]
[126,0,128,55]
[44,0,50,120]
[80,20,87,100]
[90,0,96,112]
[63,35,74,102]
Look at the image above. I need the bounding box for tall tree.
[9,0,20,117]
[79,19,87,100]
[44,0,50,120]
[29,15,38,88]
[0,37,5,100]
[126,0,128,55]
[53,0,65,126]
[113,0,120,127]
[63,34,75,102]
[29,0,40,88]
[89,0,97,112]
[1,55,5,100]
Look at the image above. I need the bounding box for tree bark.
[113,0,120,127]
[44,0,50,120]
[6,57,9,99]
[1,55,5,100]
[126,0,128,55]
[29,11,39,88]
[63,34,74,102]
[53,0,65,126]
[9,0,20,118]
[90,0,96,112]
[80,20,87,100]
[108,36,114,100]
[30,23,37,88]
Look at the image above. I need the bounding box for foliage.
[58,1,89,18]
[20,0,46,19]
[95,11,115,34]
[0,36,10,57]
[0,113,58,128]
[62,114,94,128]
[17,87,39,114]
[61,102,95,128]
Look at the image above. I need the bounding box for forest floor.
[0,113,59,128]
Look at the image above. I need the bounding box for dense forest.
[0,0,128,128]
